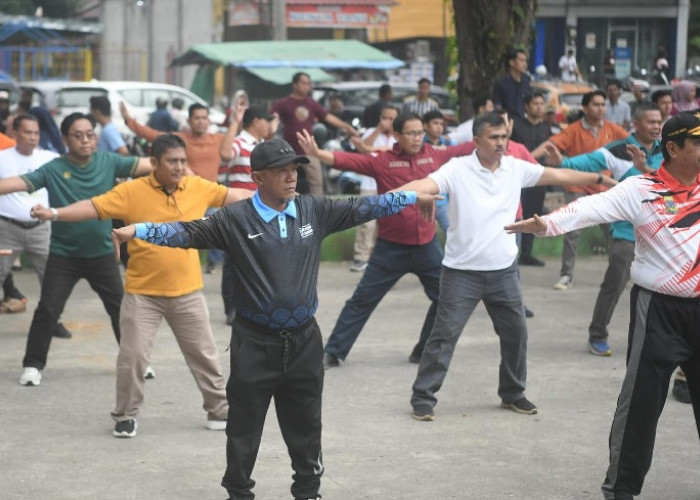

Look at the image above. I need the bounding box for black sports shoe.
[322,353,339,369]
[412,404,435,421]
[52,323,72,339]
[524,306,534,318]
[518,255,545,267]
[113,419,137,438]
[501,397,538,415]
[672,378,692,404]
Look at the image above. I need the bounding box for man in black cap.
[112,138,441,500]
[505,111,700,500]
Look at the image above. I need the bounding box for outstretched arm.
[120,102,162,143]
[296,129,335,166]
[536,167,617,188]
[30,200,98,222]
[220,97,247,162]
[324,113,359,138]
[0,176,29,195]
[223,188,255,206]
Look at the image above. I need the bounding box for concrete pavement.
[1,257,698,499]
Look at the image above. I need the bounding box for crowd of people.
[1,50,699,500]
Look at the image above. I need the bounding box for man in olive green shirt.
[0,112,152,386]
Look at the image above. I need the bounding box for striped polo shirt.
[218,129,260,190]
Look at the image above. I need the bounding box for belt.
[0,214,43,229]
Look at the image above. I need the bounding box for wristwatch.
[50,208,59,221]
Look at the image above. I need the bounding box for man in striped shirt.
[402,78,439,117]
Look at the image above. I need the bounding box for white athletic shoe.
[144,366,155,379]
[206,416,227,430]
[19,367,41,386]
[552,275,573,291]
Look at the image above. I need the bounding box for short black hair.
[292,72,310,84]
[379,103,400,116]
[506,48,527,62]
[188,103,208,118]
[422,110,444,123]
[417,78,431,86]
[172,97,184,110]
[60,112,95,136]
[379,84,392,98]
[606,79,622,90]
[581,90,606,107]
[524,91,545,105]
[89,95,111,116]
[651,89,672,103]
[151,133,186,160]
[472,96,493,114]
[12,113,38,132]
[473,112,506,138]
[393,112,422,134]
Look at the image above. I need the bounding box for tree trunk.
[452,0,538,120]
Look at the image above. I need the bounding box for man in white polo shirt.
[397,112,617,421]
[0,113,71,338]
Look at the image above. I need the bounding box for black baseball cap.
[250,138,310,171]
[242,106,274,128]
[661,111,700,144]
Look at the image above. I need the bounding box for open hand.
[544,143,563,167]
[119,101,130,121]
[416,193,445,222]
[111,225,136,262]
[600,174,618,188]
[626,144,649,172]
[504,214,547,234]
[296,129,320,157]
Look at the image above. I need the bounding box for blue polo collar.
[252,191,297,222]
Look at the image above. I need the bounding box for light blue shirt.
[98,122,126,153]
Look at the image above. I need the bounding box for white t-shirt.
[0,147,57,222]
[429,152,544,271]
[559,55,578,82]
[447,118,474,145]
[358,127,396,191]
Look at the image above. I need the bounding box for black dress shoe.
[518,255,545,267]
[524,306,534,318]
[322,353,339,369]
[53,322,73,339]
[673,378,692,404]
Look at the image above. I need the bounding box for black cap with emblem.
[662,111,700,144]
[250,138,310,171]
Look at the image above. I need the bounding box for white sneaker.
[19,367,41,386]
[206,416,227,430]
[553,275,573,291]
[144,366,155,380]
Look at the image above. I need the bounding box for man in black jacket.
[112,138,439,500]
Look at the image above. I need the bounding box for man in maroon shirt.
[297,113,474,368]
[271,72,357,195]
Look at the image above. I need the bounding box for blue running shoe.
[588,339,612,356]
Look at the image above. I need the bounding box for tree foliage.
[0,0,84,18]
[451,0,538,120]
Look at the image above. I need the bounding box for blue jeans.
[324,237,443,361]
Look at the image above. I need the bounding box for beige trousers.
[111,291,228,421]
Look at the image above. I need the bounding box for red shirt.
[333,142,474,245]
[271,96,328,154]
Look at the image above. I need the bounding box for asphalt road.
[1,257,698,500]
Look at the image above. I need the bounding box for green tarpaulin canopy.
[245,67,334,85]
[170,39,404,71]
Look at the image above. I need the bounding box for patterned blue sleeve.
[133,222,193,247]
[320,190,418,236]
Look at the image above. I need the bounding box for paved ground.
[1,257,699,500]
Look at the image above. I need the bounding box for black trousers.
[222,317,324,500]
[23,253,123,369]
[602,286,700,498]
[519,186,547,258]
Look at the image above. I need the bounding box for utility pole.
[271,0,287,40]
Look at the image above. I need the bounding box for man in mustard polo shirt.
[31,134,255,437]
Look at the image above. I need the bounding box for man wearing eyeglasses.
[0,112,152,387]
[296,113,474,368]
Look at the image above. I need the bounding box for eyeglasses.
[401,131,424,138]
[67,132,96,142]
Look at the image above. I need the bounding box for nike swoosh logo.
[247,232,263,239]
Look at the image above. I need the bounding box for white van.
[19,80,225,138]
